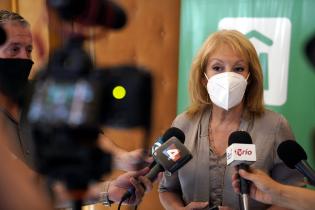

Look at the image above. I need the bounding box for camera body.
[27,37,152,189]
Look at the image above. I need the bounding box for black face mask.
[0,58,33,105]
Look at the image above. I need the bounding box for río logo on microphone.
[226,143,256,166]
[235,148,253,156]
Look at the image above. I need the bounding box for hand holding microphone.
[232,166,315,210]
[226,131,256,210]
[232,168,282,205]
[120,127,192,203]
[230,137,315,210]
[106,167,153,206]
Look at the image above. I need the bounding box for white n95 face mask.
[205,72,248,110]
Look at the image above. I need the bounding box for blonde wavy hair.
[187,29,264,117]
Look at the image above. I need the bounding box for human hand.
[108,167,153,205]
[232,168,280,205]
[99,135,152,171]
[178,201,208,210]
[52,167,153,207]
[114,148,153,171]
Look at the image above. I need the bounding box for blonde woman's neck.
[211,103,244,127]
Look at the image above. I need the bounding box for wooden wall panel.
[93,1,180,210]
[0,1,11,10]
[94,0,180,143]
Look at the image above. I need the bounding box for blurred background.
[1,0,314,210]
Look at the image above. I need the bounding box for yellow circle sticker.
[112,85,126,99]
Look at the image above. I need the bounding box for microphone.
[121,128,192,202]
[46,0,127,29]
[226,131,256,210]
[305,34,315,68]
[149,127,185,169]
[150,132,192,178]
[277,140,315,186]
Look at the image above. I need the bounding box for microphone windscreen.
[0,26,6,45]
[305,35,315,68]
[162,127,185,144]
[103,0,127,29]
[47,0,127,29]
[228,131,252,146]
[277,140,307,169]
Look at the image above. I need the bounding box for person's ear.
[202,77,207,87]
[202,73,208,87]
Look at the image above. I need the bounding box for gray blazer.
[159,108,304,210]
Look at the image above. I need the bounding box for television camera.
[26,0,152,205]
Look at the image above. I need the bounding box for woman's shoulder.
[173,111,189,122]
[172,111,192,128]
[256,109,288,124]
[251,109,292,134]
[172,110,204,131]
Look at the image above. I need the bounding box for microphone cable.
[117,197,139,210]
[118,190,131,210]
[118,182,143,210]
[117,198,124,210]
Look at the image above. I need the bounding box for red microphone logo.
[235,148,253,156]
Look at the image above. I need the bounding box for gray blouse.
[159,108,305,210]
[208,149,226,208]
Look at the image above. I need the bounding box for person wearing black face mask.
[0,9,34,166]
[0,9,55,210]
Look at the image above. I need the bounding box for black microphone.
[121,128,192,202]
[149,132,191,178]
[227,131,256,210]
[277,140,315,186]
[149,127,185,169]
[0,26,6,45]
[46,0,127,29]
[305,34,315,69]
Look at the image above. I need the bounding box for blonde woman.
[159,30,304,210]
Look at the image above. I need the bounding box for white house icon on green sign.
[218,18,291,106]
[246,30,273,90]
